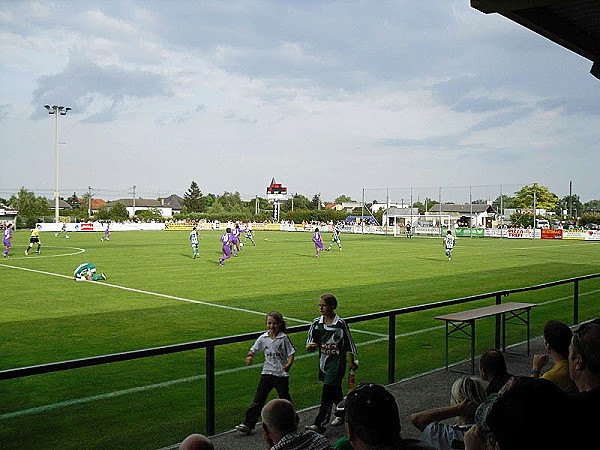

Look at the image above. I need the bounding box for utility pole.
[132,185,136,218]
[88,186,93,219]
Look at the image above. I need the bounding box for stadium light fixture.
[44,104,71,223]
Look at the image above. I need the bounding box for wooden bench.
[435,302,537,374]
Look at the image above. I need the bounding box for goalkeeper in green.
[74,263,106,281]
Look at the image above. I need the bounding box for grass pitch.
[1,229,599,449]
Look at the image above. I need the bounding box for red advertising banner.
[80,222,94,231]
[541,229,562,239]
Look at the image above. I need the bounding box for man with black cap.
[343,383,433,450]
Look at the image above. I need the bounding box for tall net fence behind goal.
[392,214,451,237]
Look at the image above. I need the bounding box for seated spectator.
[179,433,214,450]
[478,349,512,399]
[410,376,487,450]
[530,320,577,394]
[343,382,434,450]
[261,398,332,450]
[464,376,570,450]
[568,318,600,448]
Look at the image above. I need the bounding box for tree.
[80,192,93,218]
[95,205,111,220]
[311,193,322,210]
[510,211,534,228]
[513,184,558,211]
[281,193,311,212]
[183,181,204,213]
[492,194,516,212]
[334,195,353,203]
[13,187,51,227]
[217,191,243,210]
[136,208,162,221]
[555,194,583,218]
[66,192,80,209]
[583,199,600,213]
[110,202,129,222]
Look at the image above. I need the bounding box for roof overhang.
[471,0,600,80]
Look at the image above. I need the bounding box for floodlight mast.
[44,105,71,223]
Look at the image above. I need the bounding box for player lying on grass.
[74,262,106,281]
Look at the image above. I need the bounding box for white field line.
[3,288,598,421]
[0,245,86,260]
[0,262,386,338]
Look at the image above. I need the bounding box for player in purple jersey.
[3,223,14,257]
[101,221,110,241]
[312,227,325,258]
[219,227,233,266]
[231,223,241,256]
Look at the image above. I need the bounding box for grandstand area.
[1,229,599,449]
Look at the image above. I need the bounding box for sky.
[1,0,599,205]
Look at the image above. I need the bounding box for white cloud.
[0,0,598,204]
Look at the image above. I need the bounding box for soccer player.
[55,223,69,238]
[444,230,455,261]
[100,221,110,241]
[231,223,241,255]
[327,225,342,251]
[25,224,42,256]
[3,223,14,257]
[219,227,232,266]
[406,221,412,238]
[74,262,106,281]
[312,227,325,258]
[190,226,200,259]
[305,293,358,433]
[244,226,256,246]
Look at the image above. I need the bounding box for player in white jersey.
[444,230,456,261]
[55,223,69,238]
[327,226,342,251]
[189,226,200,259]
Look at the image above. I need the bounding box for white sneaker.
[330,416,344,426]
[305,424,326,433]
[234,424,252,435]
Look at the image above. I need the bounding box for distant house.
[47,198,72,211]
[382,207,420,226]
[160,194,184,215]
[78,198,107,214]
[91,198,107,212]
[105,198,173,218]
[328,202,363,212]
[426,203,497,228]
[0,206,18,225]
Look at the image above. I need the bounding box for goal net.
[392,214,451,237]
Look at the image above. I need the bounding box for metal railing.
[1,273,598,435]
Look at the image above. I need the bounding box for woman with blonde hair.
[411,376,487,450]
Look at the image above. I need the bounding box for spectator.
[343,382,434,450]
[235,311,296,435]
[464,376,570,450]
[410,376,487,450]
[179,433,214,450]
[261,398,332,450]
[478,350,512,399]
[530,320,577,394]
[568,318,600,448]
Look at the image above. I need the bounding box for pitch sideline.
[1,290,597,421]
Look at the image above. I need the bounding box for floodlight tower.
[44,104,71,223]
